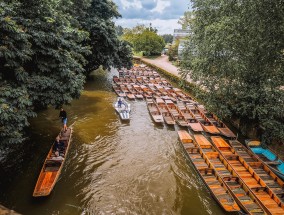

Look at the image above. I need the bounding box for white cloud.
[151,0,171,13]
[120,0,142,9]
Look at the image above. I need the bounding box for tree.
[180,1,284,142]
[168,40,180,61]
[161,34,173,44]
[0,0,133,146]
[116,25,124,36]
[78,0,133,72]
[122,25,165,56]
[178,11,194,30]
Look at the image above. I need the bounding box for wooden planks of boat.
[177,131,241,213]
[155,98,175,125]
[211,136,284,214]
[125,92,135,100]
[165,100,188,127]
[176,101,203,131]
[229,140,284,203]
[205,113,236,139]
[246,140,284,181]
[33,128,72,197]
[193,134,266,215]
[112,85,126,97]
[146,99,164,124]
[187,104,220,134]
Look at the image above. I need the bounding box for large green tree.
[181,1,284,142]
[78,0,133,72]
[0,0,132,146]
[123,25,165,56]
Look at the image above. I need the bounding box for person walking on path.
[59,108,67,132]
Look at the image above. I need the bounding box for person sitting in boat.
[51,151,64,161]
[53,136,65,152]
[118,98,122,108]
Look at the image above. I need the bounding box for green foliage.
[168,40,180,61]
[0,0,133,146]
[78,0,133,72]
[178,11,194,30]
[181,0,284,142]
[161,34,173,44]
[123,25,165,56]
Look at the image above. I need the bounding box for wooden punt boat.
[120,84,129,94]
[113,76,122,85]
[176,101,203,132]
[177,131,241,213]
[246,140,284,180]
[165,100,188,127]
[211,136,284,214]
[193,134,266,214]
[229,140,284,203]
[155,98,175,125]
[146,98,164,124]
[125,92,136,100]
[33,128,72,197]
[112,85,126,97]
[205,113,236,139]
[186,103,220,134]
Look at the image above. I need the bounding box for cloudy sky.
[113,0,190,35]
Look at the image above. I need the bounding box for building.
[173,29,190,42]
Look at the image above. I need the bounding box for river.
[0,68,227,215]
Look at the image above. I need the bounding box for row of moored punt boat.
[113,66,236,139]
[115,65,284,214]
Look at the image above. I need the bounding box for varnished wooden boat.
[211,136,284,214]
[155,98,175,125]
[246,140,284,180]
[193,134,266,214]
[229,140,284,203]
[146,98,164,124]
[176,101,203,132]
[112,85,126,97]
[186,103,220,134]
[33,128,72,197]
[205,113,236,139]
[165,100,188,127]
[177,131,241,213]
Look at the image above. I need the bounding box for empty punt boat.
[229,140,284,203]
[205,113,236,139]
[166,100,188,127]
[155,98,175,125]
[193,134,266,215]
[211,136,284,214]
[177,131,241,213]
[246,140,284,181]
[177,101,203,132]
[146,98,164,124]
[186,103,220,134]
[33,128,72,197]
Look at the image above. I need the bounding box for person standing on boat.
[118,98,122,108]
[59,108,67,131]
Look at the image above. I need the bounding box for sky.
[113,0,190,35]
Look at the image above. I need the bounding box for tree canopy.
[122,25,165,56]
[181,0,284,142]
[0,0,132,146]
[161,34,173,44]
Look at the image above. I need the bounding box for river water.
[0,69,227,215]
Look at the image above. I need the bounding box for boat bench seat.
[45,159,62,167]
[250,186,267,192]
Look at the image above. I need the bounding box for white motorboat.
[114,97,131,120]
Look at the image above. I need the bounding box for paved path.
[141,55,180,76]
[140,55,192,82]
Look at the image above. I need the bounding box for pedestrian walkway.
[140,55,192,82]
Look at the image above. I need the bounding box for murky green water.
[0,69,227,215]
